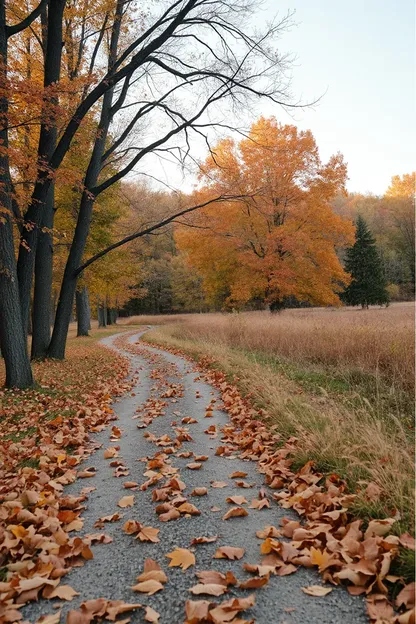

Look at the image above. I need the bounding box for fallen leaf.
[144,606,160,623]
[185,600,211,623]
[229,471,248,478]
[189,583,227,596]
[45,585,79,601]
[191,536,218,546]
[131,580,164,595]
[191,487,208,496]
[239,576,269,589]
[213,546,245,560]
[118,495,135,508]
[225,496,248,505]
[302,586,333,597]
[211,481,228,488]
[123,481,139,489]
[187,463,202,470]
[222,507,248,520]
[166,547,196,571]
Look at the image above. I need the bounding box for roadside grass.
[141,305,415,576]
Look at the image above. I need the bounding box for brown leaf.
[249,498,270,510]
[191,536,218,546]
[222,507,248,520]
[104,447,119,459]
[187,462,202,470]
[159,507,181,522]
[239,576,269,589]
[211,481,228,488]
[178,502,201,516]
[225,496,248,505]
[302,585,333,596]
[189,583,227,596]
[131,580,164,595]
[45,585,79,601]
[123,481,139,489]
[256,525,280,539]
[117,495,135,508]
[166,547,196,570]
[185,600,211,623]
[144,606,160,623]
[191,487,208,496]
[229,471,248,478]
[213,546,245,560]
[137,526,160,543]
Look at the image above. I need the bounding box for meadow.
[124,303,415,558]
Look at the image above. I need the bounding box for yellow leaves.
[9,525,28,539]
[166,548,196,571]
[309,547,335,572]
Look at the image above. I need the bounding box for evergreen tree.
[342,216,389,308]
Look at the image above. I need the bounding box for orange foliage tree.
[176,117,355,308]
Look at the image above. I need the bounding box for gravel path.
[22,330,368,624]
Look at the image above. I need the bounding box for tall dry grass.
[141,303,415,534]
[123,303,415,392]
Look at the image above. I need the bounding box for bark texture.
[31,0,65,358]
[0,4,33,387]
[76,287,90,336]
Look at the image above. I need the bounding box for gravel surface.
[22,330,368,624]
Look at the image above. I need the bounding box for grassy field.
[123,303,415,558]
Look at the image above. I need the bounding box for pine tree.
[342,216,389,308]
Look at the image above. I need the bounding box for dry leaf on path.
[225,496,248,505]
[189,583,227,596]
[144,606,160,623]
[222,507,248,520]
[166,547,196,571]
[211,481,228,488]
[213,546,245,560]
[118,495,135,508]
[191,536,218,546]
[131,580,164,595]
[302,586,333,597]
[44,585,79,601]
[191,487,208,496]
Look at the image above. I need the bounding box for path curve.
[23,330,368,624]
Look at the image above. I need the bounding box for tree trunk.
[31,2,65,358]
[98,303,107,328]
[16,0,66,336]
[0,5,33,388]
[76,287,90,336]
[47,1,123,359]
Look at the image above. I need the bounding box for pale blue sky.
[260,0,415,194]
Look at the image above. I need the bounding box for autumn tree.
[384,172,415,291]
[176,117,355,309]
[342,215,389,308]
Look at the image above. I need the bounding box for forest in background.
[120,171,415,316]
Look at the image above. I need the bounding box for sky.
[137,0,415,196]
[259,0,415,195]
